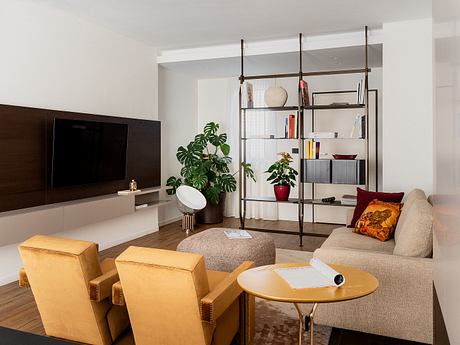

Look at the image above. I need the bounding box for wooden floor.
[0,218,426,345]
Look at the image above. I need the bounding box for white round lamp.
[176,185,207,235]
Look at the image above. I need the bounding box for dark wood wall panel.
[0,104,160,212]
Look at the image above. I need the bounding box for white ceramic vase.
[264,86,288,107]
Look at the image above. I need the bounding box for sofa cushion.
[393,199,433,257]
[354,200,402,241]
[394,188,427,243]
[322,227,395,253]
[349,188,404,227]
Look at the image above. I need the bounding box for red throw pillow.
[349,188,404,227]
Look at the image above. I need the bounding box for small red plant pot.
[274,184,291,201]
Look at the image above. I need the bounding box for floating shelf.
[135,199,173,211]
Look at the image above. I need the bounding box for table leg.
[309,303,319,345]
[294,303,304,345]
[294,303,319,345]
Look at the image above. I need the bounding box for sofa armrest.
[112,281,125,306]
[18,268,30,288]
[201,261,255,323]
[89,268,119,302]
[313,247,433,343]
[314,247,432,282]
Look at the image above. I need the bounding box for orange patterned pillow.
[354,199,402,241]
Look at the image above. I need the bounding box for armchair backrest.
[18,235,113,345]
[115,246,211,345]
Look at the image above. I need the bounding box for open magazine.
[274,258,345,289]
[224,229,252,239]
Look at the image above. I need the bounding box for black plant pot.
[196,193,226,224]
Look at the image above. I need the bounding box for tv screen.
[52,118,128,188]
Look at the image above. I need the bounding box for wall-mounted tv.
[52,118,128,188]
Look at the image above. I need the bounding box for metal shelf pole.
[239,39,246,229]
[298,33,304,247]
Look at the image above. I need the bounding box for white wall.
[382,18,433,194]
[0,0,159,277]
[433,1,460,342]
[158,66,198,225]
[0,0,158,119]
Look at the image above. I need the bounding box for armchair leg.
[239,292,255,345]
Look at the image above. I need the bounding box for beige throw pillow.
[394,188,427,243]
[393,198,432,257]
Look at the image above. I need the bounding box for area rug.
[253,249,332,345]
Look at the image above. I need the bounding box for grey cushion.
[321,227,395,253]
[393,199,433,258]
[176,228,276,272]
[394,188,426,243]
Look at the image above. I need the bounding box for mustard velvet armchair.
[112,246,255,345]
[18,235,131,345]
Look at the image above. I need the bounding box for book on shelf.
[356,79,365,104]
[306,131,338,139]
[350,114,365,138]
[305,140,320,159]
[299,80,310,106]
[284,114,297,139]
[242,82,254,108]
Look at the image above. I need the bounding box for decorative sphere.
[264,86,288,107]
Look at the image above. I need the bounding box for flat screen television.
[52,118,128,188]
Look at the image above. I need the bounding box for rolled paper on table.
[309,258,345,287]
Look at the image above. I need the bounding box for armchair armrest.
[19,268,30,288]
[201,261,255,323]
[89,268,119,302]
[112,281,125,306]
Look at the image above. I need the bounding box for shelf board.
[242,137,298,140]
[243,196,355,207]
[304,104,365,110]
[242,68,371,81]
[242,106,299,112]
[135,199,173,210]
[303,137,365,140]
[242,137,364,141]
[241,104,364,112]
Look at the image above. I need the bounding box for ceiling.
[160,44,383,78]
[38,0,431,49]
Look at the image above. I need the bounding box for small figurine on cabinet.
[129,179,138,192]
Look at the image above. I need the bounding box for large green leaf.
[209,133,227,147]
[193,134,208,149]
[220,143,230,156]
[242,162,256,182]
[205,185,221,204]
[165,176,182,195]
[191,174,208,190]
[204,122,219,137]
[217,174,237,192]
[176,143,201,165]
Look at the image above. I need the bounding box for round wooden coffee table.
[237,262,378,345]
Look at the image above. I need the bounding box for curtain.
[225,79,279,220]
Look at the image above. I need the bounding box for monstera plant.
[167,122,255,223]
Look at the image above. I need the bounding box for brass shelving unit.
[238,27,374,246]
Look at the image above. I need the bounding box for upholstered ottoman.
[176,228,276,272]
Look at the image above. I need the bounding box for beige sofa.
[313,189,433,344]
